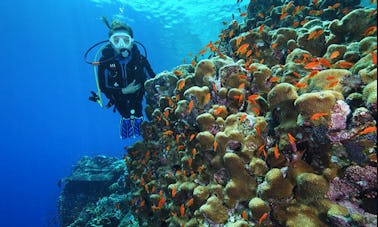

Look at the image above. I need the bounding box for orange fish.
[174,70,183,76]
[191,59,196,67]
[204,93,211,105]
[205,41,213,48]
[300,19,309,26]
[328,3,341,9]
[358,126,377,135]
[214,106,227,116]
[259,212,268,224]
[214,141,218,152]
[269,77,280,82]
[316,29,324,37]
[229,29,234,38]
[197,165,204,173]
[368,9,377,17]
[294,81,307,89]
[186,198,194,207]
[189,134,196,142]
[236,37,242,46]
[372,52,377,65]
[304,61,321,69]
[341,7,351,15]
[248,94,260,104]
[336,61,354,69]
[158,197,166,209]
[246,49,253,57]
[292,72,301,78]
[192,148,197,157]
[309,9,323,16]
[308,70,319,78]
[258,24,265,34]
[310,29,323,39]
[239,114,247,123]
[255,126,261,136]
[274,144,280,159]
[199,49,207,55]
[280,12,288,20]
[292,21,299,28]
[258,144,265,153]
[319,58,332,68]
[307,30,318,40]
[172,187,177,198]
[364,26,377,37]
[326,75,337,81]
[287,133,296,144]
[253,107,260,116]
[188,100,194,113]
[180,204,185,217]
[188,158,193,168]
[164,110,170,119]
[177,145,185,151]
[271,42,278,49]
[241,210,247,220]
[258,12,264,18]
[237,43,250,54]
[287,1,294,9]
[162,130,174,137]
[177,79,185,91]
[238,83,245,89]
[329,50,340,59]
[239,74,248,80]
[240,12,247,17]
[258,144,267,158]
[310,112,329,120]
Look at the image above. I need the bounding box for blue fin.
[120,117,143,139]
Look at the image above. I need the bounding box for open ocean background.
[0,0,247,226]
[0,0,374,226]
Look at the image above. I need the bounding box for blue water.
[0,0,244,226]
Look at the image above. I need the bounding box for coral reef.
[123,2,377,226]
[61,1,377,226]
[58,156,133,226]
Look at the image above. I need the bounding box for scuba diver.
[85,17,156,139]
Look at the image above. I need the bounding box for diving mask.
[109,32,134,57]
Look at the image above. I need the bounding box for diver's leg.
[129,96,143,117]
[114,96,130,118]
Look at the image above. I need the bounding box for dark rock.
[58,155,127,227]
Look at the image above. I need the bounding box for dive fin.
[120,117,144,139]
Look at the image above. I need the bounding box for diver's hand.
[121,80,141,94]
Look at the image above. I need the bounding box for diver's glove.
[88,91,99,102]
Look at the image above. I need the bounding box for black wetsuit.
[98,44,155,118]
